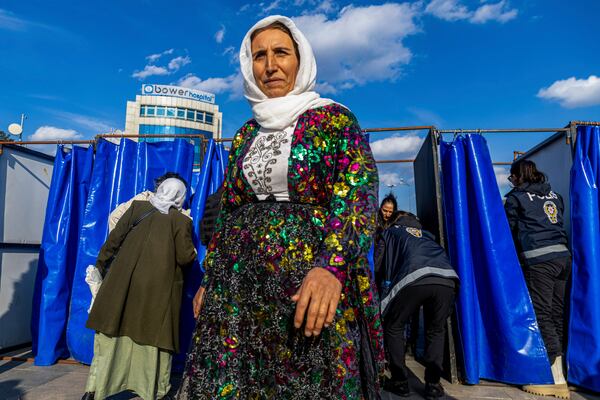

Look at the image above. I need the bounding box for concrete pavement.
[1,347,599,400]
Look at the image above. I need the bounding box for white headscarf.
[149,178,187,214]
[239,15,335,130]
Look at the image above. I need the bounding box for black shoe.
[81,393,95,400]
[383,378,410,397]
[424,382,445,399]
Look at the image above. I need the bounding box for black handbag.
[102,206,158,277]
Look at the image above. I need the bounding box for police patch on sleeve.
[543,201,558,224]
[406,227,423,238]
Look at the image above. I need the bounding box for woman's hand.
[193,286,206,319]
[291,267,342,337]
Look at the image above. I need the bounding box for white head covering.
[239,15,335,130]
[149,178,187,214]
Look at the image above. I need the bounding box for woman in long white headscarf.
[178,16,383,399]
[82,173,197,400]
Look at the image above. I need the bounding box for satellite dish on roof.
[8,123,22,136]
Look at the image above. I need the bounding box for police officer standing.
[505,160,571,399]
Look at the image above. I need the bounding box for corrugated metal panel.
[0,145,54,349]
[0,247,40,348]
[0,146,53,244]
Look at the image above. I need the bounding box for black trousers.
[383,284,455,384]
[523,256,571,365]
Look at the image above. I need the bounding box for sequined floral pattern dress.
[178,104,384,400]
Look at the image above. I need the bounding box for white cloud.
[470,0,517,24]
[50,111,116,133]
[537,75,600,109]
[315,81,337,94]
[294,3,420,90]
[370,134,424,159]
[28,94,62,101]
[315,0,337,14]
[223,46,239,64]
[168,55,191,71]
[207,1,516,96]
[425,0,517,24]
[134,51,191,80]
[261,0,282,15]
[177,72,244,99]
[146,48,174,63]
[425,0,471,21]
[407,107,444,126]
[215,25,226,43]
[0,9,28,30]
[0,8,60,32]
[30,126,82,141]
[379,172,405,187]
[28,126,91,156]
[494,165,511,194]
[132,65,170,80]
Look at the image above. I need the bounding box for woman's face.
[251,28,299,98]
[508,171,520,186]
[381,202,395,222]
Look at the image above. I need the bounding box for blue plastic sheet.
[174,140,227,371]
[66,138,195,364]
[31,145,94,366]
[441,134,552,384]
[33,138,229,366]
[568,125,600,391]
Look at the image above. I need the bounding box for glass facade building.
[124,85,222,169]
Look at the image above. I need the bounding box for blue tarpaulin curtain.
[32,138,227,366]
[32,145,94,366]
[174,140,228,371]
[568,125,600,392]
[440,134,552,384]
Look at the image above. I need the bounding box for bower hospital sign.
[142,84,215,104]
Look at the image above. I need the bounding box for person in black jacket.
[199,187,224,246]
[504,160,571,399]
[374,194,400,290]
[379,212,459,399]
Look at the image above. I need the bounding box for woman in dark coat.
[82,174,197,400]
[374,194,400,289]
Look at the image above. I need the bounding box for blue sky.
[1,0,599,206]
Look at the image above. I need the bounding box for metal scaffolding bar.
[364,126,434,133]
[0,140,94,145]
[377,159,415,164]
[97,133,207,139]
[4,121,595,164]
[435,128,569,134]
[570,121,600,126]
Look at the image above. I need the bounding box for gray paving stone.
[2,356,600,399]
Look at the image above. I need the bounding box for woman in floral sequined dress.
[178,15,383,400]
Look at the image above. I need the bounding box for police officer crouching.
[377,211,459,399]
